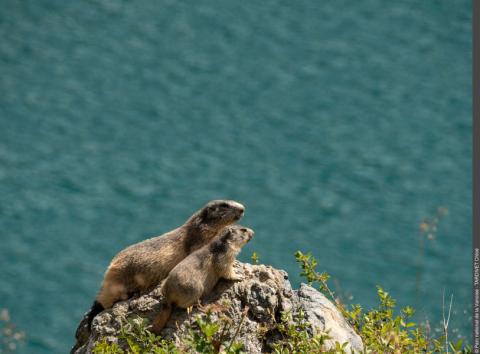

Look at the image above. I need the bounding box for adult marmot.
[151,224,254,334]
[87,200,245,328]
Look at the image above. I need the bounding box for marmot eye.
[219,202,229,208]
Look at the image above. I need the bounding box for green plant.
[92,317,178,354]
[92,339,124,354]
[94,250,472,354]
[271,309,349,354]
[294,251,341,308]
[251,252,260,264]
[93,306,245,354]
[295,250,472,354]
[184,310,244,354]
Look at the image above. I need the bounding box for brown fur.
[95,200,245,309]
[151,225,254,334]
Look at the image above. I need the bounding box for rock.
[297,284,364,352]
[71,262,363,353]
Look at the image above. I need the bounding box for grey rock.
[297,284,364,352]
[71,262,363,353]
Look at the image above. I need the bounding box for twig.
[226,306,249,352]
[442,290,454,354]
[218,321,231,347]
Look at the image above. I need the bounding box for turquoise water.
[0,1,471,352]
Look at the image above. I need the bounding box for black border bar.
[474,0,480,351]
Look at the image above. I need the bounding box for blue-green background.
[0,1,471,352]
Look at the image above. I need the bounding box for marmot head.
[194,200,245,229]
[219,225,254,249]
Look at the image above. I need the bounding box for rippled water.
[0,1,471,352]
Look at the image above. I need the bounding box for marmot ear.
[200,207,212,223]
[220,230,232,243]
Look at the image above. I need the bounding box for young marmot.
[87,200,245,328]
[151,224,254,334]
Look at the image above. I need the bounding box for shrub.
[93,306,245,354]
[294,251,472,354]
[93,251,472,354]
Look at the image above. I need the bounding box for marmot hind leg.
[151,303,173,335]
[96,266,131,308]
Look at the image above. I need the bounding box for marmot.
[86,200,245,328]
[151,224,254,334]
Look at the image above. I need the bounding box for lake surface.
[0,1,471,352]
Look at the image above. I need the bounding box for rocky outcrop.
[72,262,363,353]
